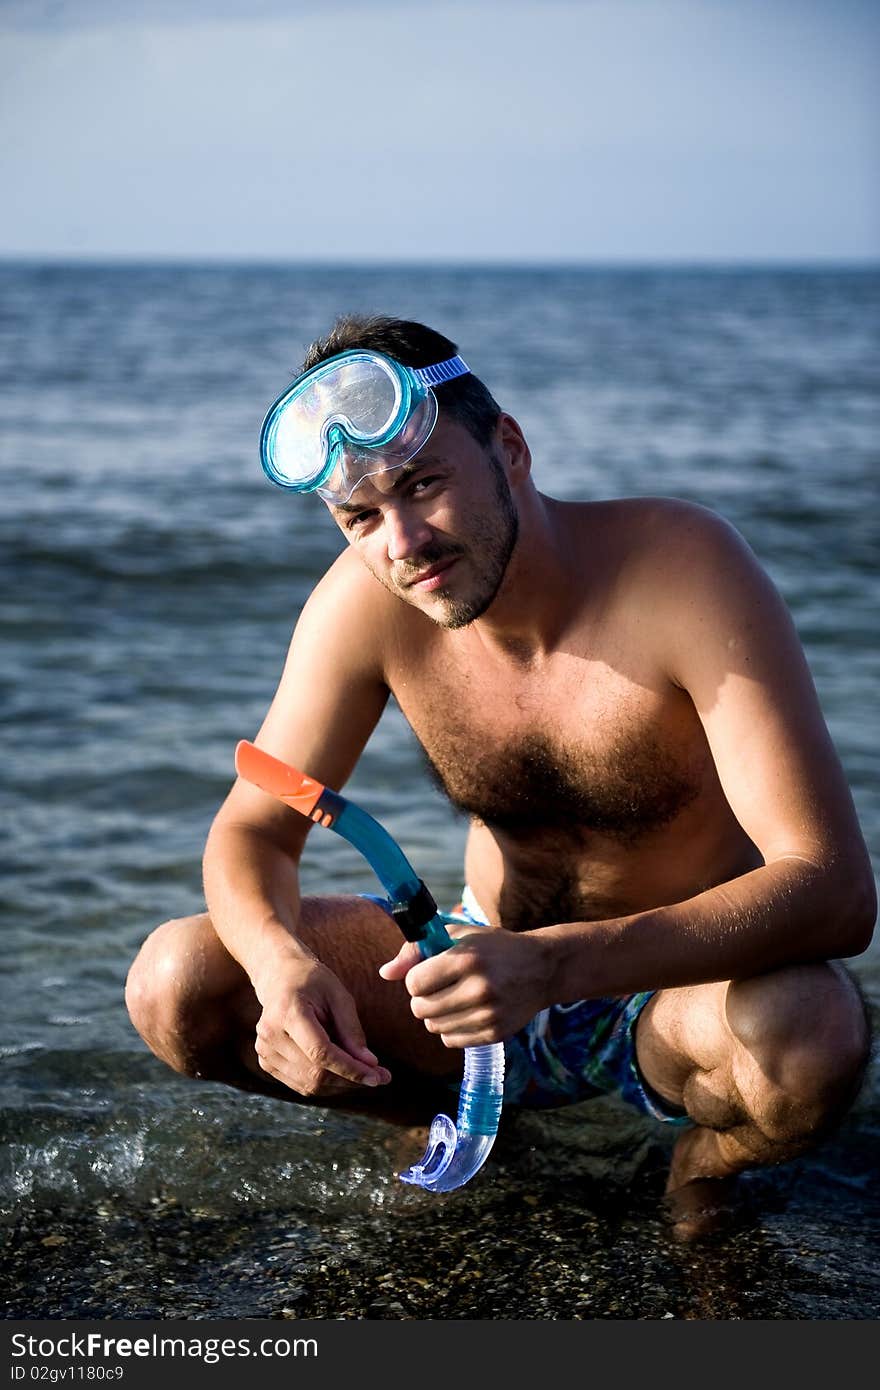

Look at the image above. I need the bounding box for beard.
[368,453,519,630]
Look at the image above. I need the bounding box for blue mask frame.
[259,349,470,504]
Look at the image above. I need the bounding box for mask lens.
[262,354,406,491]
[328,358,400,442]
[316,391,438,503]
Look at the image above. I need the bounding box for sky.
[0,0,877,263]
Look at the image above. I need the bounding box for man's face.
[327,415,519,630]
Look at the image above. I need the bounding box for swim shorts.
[365,886,691,1128]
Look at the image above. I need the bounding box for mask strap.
[414,356,470,387]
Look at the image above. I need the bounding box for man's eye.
[411,475,440,495]
[347,510,376,530]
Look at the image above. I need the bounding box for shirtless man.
[126,315,876,1238]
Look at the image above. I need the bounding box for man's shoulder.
[569,495,746,568]
[574,494,731,532]
[565,496,770,647]
[311,545,387,608]
[596,497,780,665]
[284,549,400,694]
[304,545,425,647]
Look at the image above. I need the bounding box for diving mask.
[259,349,470,504]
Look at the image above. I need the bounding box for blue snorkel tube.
[234,741,505,1193]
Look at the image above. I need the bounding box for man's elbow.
[834,859,877,959]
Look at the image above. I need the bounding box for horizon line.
[1,253,878,272]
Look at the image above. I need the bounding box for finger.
[290,1013,390,1087]
[378,941,423,981]
[325,989,383,1069]
[417,1000,497,1038]
[438,1028,493,1049]
[435,1014,503,1048]
[255,1040,354,1097]
[425,1015,495,1043]
[410,977,485,1021]
[400,948,473,998]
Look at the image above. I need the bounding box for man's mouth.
[403,556,459,591]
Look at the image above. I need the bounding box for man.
[126,315,875,1239]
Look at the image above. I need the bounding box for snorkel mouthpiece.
[396,1041,505,1192]
[234,740,505,1193]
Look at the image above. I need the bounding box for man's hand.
[253,955,391,1096]
[379,924,554,1047]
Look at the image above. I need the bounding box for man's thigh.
[634,979,733,1117]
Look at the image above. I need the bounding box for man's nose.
[384,506,431,563]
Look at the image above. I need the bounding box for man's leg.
[124,896,457,1108]
[634,961,872,1238]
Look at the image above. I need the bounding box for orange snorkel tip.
[234,740,329,822]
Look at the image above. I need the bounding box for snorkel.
[234,740,505,1193]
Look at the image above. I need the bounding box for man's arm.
[547,504,876,991]
[203,549,393,1090]
[388,504,876,1046]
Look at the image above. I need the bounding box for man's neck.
[465,493,580,664]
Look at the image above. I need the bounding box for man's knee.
[126,915,198,1031]
[725,963,872,1139]
[124,913,242,1075]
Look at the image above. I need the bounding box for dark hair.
[300,314,502,449]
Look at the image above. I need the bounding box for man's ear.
[494,412,532,483]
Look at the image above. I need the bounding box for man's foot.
[662,1124,751,1242]
[662,1174,744,1242]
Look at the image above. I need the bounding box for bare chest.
[390,648,708,842]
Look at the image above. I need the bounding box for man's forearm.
[541,854,875,1003]
[202,819,314,994]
